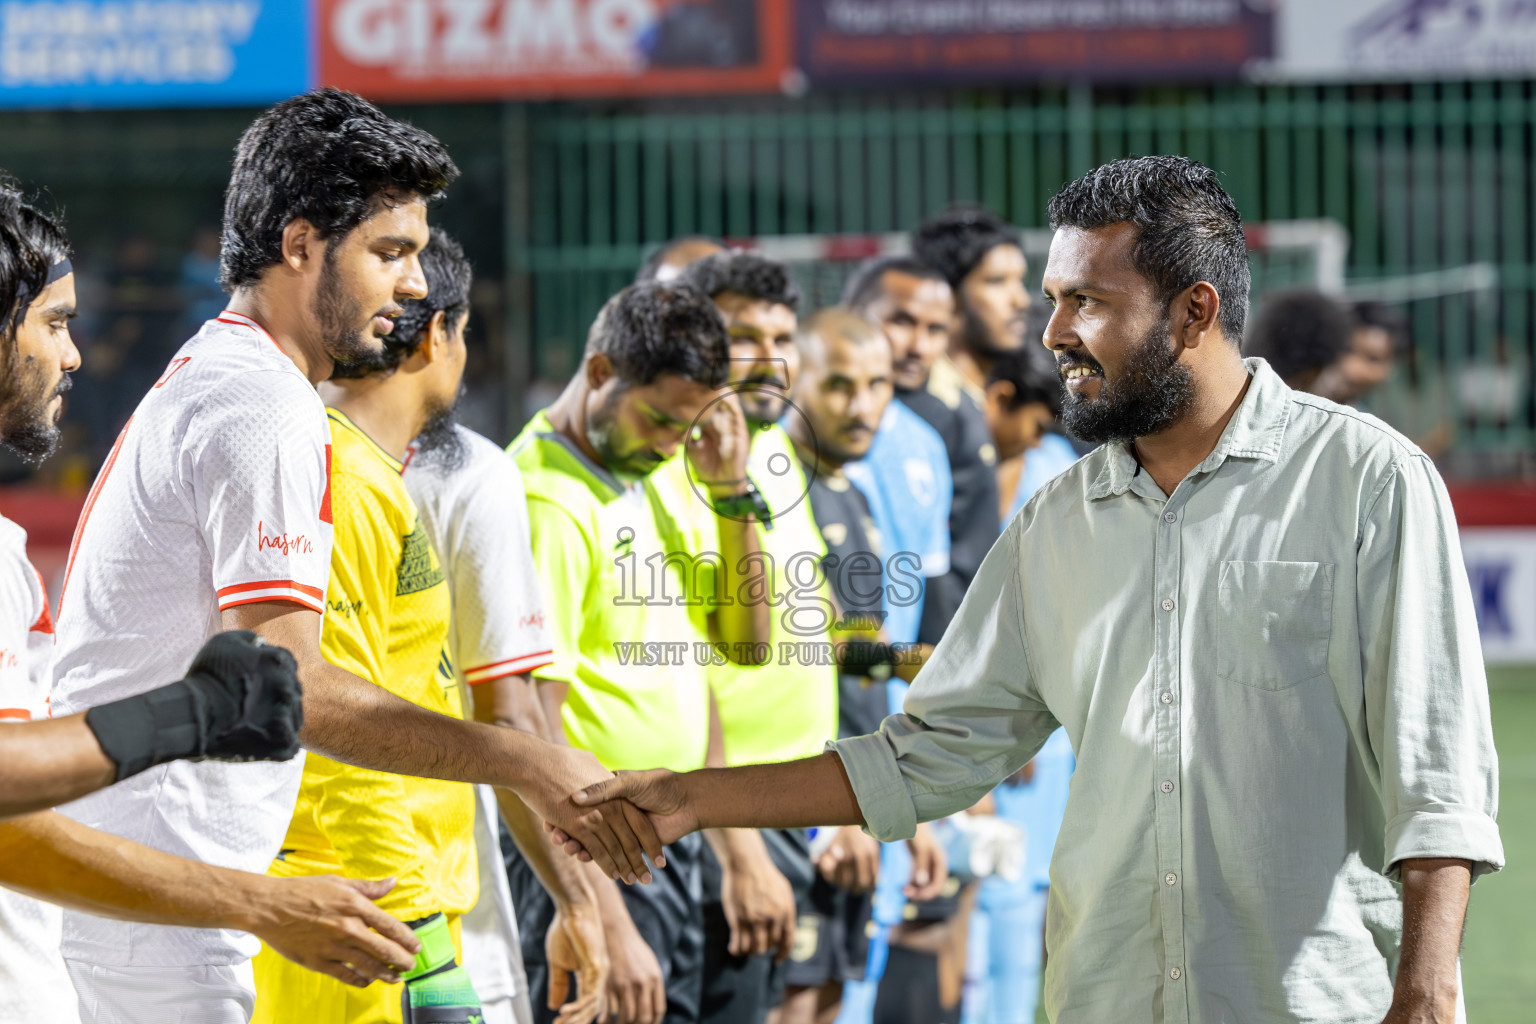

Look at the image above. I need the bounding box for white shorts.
[480,993,530,1024]
[66,960,255,1024]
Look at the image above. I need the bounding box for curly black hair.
[1048,156,1250,341]
[1243,289,1353,383]
[681,250,800,311]
[220,88,459,290]
[840,255,946,312]
[329,227,472,380]
[588,281,730,390]
[0,176,69,345]
[912,206,1023,291]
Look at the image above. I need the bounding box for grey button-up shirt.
[833,359,1503,1024]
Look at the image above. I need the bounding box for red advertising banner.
[797,0,1275,85]
[319,0,792,101]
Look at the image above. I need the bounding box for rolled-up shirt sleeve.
[832,515,1059,841]
[1357,451,1504,879]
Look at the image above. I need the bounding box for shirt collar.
[535,417,628,496]
[1086,357,1292,500]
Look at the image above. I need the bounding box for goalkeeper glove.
[85,630,303,781]
[401,913,483,1024]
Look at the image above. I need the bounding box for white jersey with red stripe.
[403,425,553,689]
[403,425,551,1004]
[0,514,81,1022]
[50,311,332,969]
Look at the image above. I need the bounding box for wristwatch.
[711,478,774,530]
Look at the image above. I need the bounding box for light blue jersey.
[845,399,952,645]
[1007,432,1081,521]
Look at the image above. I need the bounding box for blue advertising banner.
[0,0,310,107]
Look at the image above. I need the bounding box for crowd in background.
[14,217,1528,500]
[16,201,1477,1024]
[497,207,1462,1024]
[483,209,1079,1024]
[0,89,1508,1024]
[0,175,1495,1024]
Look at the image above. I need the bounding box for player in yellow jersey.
[251,229,480,1024]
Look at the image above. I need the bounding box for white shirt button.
[1161,598,1175,612]
[1165,872,1178,886]
[1169,967,1182,981]
[1160,780,1174,793]
[1160,690,1174,705]
[1164,511,1177,523]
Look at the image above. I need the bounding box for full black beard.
[413,392,466,473]
[0,355,65,465]
[312,247,379,366]
[1059,319,1196,445]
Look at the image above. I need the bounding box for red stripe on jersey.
[59,416,132,617]
[0,708,30,721]
[218,579,325,600]
[29,569,52,635]
[464,650,556,685]
[219,592,325,614]
[320,444,333,525]
[216,311,281,353]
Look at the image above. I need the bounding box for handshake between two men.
[544,752,866,883]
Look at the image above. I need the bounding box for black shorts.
[505,822,705,1024]
[781,873,874,989]
[699,829,815,1023]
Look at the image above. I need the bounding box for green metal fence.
[516,83,1536,468]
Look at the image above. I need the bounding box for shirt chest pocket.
[1214,560,1334,690]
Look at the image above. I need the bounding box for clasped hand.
[542,769,694,880]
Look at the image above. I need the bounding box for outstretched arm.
[225,601,662,884]
[1,629,303,819]
[652,753,865,831]
[550,753,865,872]
[554,520,1059,875]
[1380,858,1472,1024]
[0,716,114,818]
[0,810,419,987]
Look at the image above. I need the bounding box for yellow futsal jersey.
[269,409,477,920]
[510,411,710,774]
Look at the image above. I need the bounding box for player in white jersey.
[0,197,308,821]
[394,232,607,1024]
[48,91,657,1022]
[0,180,423,1022]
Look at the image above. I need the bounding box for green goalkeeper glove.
[400,913,483,1024]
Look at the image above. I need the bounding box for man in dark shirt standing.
[842,256,997,644]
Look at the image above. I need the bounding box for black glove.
[836,639,897,679]
[85,630,304,782]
